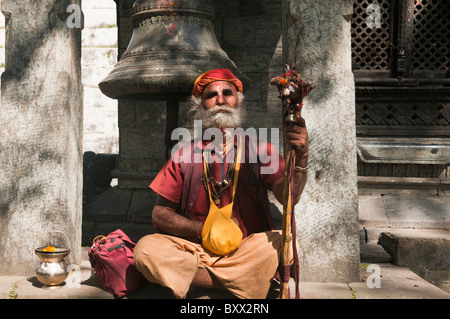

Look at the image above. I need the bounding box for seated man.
[133,68,309,299]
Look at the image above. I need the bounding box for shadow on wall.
[83,151,118,205]
[210,0,283,128]
[1,1,80,83]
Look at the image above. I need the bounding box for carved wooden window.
[352,0,450,178]
[411,0,449,76]
[352,0,391,72]
[351,0,450,138]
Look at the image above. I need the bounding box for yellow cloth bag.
[201,139,243,255]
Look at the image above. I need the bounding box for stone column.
[282,0,360,282]
[0,0,83,275]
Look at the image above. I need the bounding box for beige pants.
[133,230,282,299]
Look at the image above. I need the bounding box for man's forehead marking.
[208,81,236,91]
[214,82,223,89]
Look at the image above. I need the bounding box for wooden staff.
[270,63,315,299]
[280,147,295,298]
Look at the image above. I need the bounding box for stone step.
[360,243,391,263]
[359,192,450,294]
[359,194,450,230]
[377,228,450,293]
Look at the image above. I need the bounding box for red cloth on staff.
[192,68,243,97]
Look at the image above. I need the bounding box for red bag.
[88,229,145,297]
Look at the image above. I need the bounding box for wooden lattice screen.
[351,0,450,138]
[351,0,450,179]
[352,0,391,71]
[351,0,450,78]
[411,0,450,73]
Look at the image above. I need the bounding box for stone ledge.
[360,243,391,263]
[354,263,450,299]
[356,137,450,165]
[359,194,450,230]
[378,229,450,293]
[378,229,450,269]
[358,176,442,195]
[5,263,449,299]
[359,195,389,228]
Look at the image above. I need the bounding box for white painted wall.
[0,1,119,155]
[81,0,119,154]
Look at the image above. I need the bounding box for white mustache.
[209,105,233,115]
[194,105,244,129]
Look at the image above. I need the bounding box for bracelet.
[294,165,308,174]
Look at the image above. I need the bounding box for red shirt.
[150,138,284,238]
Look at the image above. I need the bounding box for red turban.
[192,68,243,97]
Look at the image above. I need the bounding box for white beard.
[193,105,245,130]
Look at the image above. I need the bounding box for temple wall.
[0,0,83,275]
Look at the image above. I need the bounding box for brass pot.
[35,247,70,287]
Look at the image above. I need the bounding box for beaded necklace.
[201,145,237,205]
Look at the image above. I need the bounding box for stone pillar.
[0,0,83,275]
[282,0,360,282]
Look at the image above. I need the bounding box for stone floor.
[1,247,449,300]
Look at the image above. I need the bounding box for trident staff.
[270,64,315,299]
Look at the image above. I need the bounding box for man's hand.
[152,196,203,241]
[283,114,308,167]
[271,114,309,205]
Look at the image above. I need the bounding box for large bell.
[99,0,251,100]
